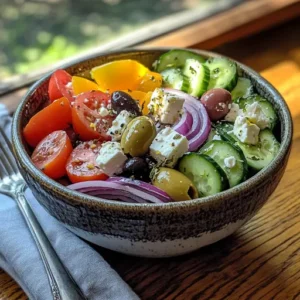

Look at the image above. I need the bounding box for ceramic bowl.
[12,49,292,257]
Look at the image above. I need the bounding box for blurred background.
[0,0,241,86]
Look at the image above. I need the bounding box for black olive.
[122,157,150,181]
[145,155,157,170]
[111,91,141,116]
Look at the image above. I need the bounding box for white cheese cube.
[108,110,134,141]
[148,88,184,125]
[225,103,242,122]
[224,156,236,168]
[233,116,260,145]
[150,127,188,167]
[96,142,127,176]
[244,102,270,129]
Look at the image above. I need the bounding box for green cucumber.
[215,122,280,171]
[235,129,280,171]
[182,59,210,97]
[231,77,254,101]
[199,140,248,187]
[154,49,205,73]
[237,94,278,129]
[178,153,229,197]
[161,68,189,91]
[207,128,222,143]
[205,57,238,91]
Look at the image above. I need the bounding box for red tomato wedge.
[31,130,73,179]
[72,91,114,141]
[66,140,108,183]
[23,97,72,147]
[48,69,73,102]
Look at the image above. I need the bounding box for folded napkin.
[0,104,139,300]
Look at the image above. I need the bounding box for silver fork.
[0,127,85,300]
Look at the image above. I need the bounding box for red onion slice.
[173,108,193,135]
[168,89,211,151]
[107,177,171,202]
[68,180,170,203]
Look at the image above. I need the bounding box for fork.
[0,127,86,300]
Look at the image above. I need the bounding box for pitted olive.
[121,116,156,157]
[122,157,150,181]
[152,167,198,201]
[111,91,141,116]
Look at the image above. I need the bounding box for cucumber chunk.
[236,129,280,171]
[231,77,254,101]
[199,140,248,187]
[178,153,229,196]
[215,122,280,171]
[154,49,205,73]
[207,128,222,143]
[205,57,238,91]
[237,94,278,129]
[182,59,210,97]
[161,68,189,91]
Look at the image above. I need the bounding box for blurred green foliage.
[0,0,204,79]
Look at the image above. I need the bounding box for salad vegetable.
[24,49,281,203]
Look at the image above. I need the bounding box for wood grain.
[1,16,300,300]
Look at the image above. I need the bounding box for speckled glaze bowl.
[12,49,292,257]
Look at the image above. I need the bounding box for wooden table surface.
[1,17,300,300]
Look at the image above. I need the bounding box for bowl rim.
[12,47,293,213]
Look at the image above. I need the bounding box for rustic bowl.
[12,49,292,257]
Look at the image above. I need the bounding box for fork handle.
[15,184,86,300]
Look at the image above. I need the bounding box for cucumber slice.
[161,68,189,91]
[237,94,278,129]
[199,140,248,187]
[216,122,280,171]
[178,153,229,196]
[231,77,254,101]
[205,57,238,91]
[207,128,222,143]
[154,49,205,73]
[236,129,280,171]
[182,59,210,97]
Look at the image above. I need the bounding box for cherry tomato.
[48,69,73,102]
[23,97,72,147]
[31,130,73,179]
[200,88,232,121]
[66,140,108,183]
[72,91,114,141]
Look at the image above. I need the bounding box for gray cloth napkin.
[0,104,139,300]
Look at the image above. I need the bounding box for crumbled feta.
[225,103,242,122]
[150,127,188,167]
[96,142,127,176]
[233,116,260,145]
[244,102,270,129]
[212,134,222,141]
[224,156,236,168]
[108,110,134,141]
[147,88,184,124]
[99,107,109,117]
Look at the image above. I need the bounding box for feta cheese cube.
[96,142,127,176]
[233,116,260,145]
[150,127,188,167]
[244,101,270,129]
[225,103,242,122]
[108,110,134,141]
[224,156,236,168]
[147,88,184,124]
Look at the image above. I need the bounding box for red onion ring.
[173,108,193,135]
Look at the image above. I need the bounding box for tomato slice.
[66,140,108,183]
[31,130,73,179]
[72,91,114,141]
[24,97,72,147]
[48,69,73,102]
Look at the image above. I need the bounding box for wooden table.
[1,17,300,300]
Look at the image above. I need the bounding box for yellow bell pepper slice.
[72,76,100,95]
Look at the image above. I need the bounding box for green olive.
[152,167,198,201]
[121,116,156,157]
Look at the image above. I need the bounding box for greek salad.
[24,50,280,203]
